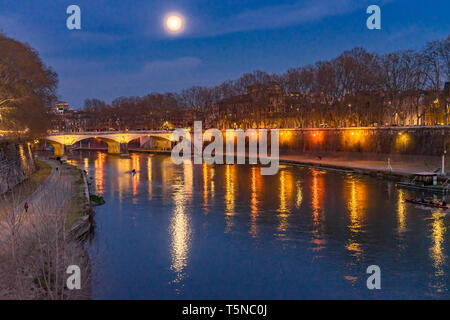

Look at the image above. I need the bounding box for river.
[66,151,449,299]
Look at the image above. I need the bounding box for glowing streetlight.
[442,150,447,176]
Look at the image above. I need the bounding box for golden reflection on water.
[310,169,326,252]
[117,156,131,202]
[311,170,323,223]
[224,165,236,232]
[278,170,287,214]
[131,153,141,199]
[147,156,152,199]
[296,180,303,209]
[429,210,447,292]
[184,160,193,198]
[210,166,215,199]
[277,169,294,238]
[202,163,216,213]
[161,156,175,200]
[94,152,106,196]
[203,163,209,211]
[169,161,193,286]
[345,178,368,257]
[249,167,262,238]
[397,189,407,234]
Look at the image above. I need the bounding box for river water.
[66,151,449,299]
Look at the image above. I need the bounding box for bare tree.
[0,33,58,137]
[0,167,91,300]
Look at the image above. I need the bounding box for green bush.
[90,194,105,205]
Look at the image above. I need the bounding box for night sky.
[0,0,448,108]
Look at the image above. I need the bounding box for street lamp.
[442,150,447,176]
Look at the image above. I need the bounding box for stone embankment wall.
[277,126,450,156]
[0,141,36,194]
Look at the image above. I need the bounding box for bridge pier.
[120,143,129,155]
[140,136,172,151]
[49,141,65,157]
[155,139,172,151]
[101,139,129,155]
[102,139,120,154]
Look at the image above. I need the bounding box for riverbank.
[279,153,450,181]
[0,159,93,299]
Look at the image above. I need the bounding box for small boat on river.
[404,197,449,210]
[397,172,450,194]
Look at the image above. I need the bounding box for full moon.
[165,14,184,33]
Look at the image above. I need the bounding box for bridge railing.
[46,130,174,136]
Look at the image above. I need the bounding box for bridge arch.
[44,131,175,156]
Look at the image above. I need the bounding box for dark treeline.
[81,36,448,130]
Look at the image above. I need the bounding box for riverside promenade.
[279,153,450,177]
[0,159,91,299]
[0,160,58,239]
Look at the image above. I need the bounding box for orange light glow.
[249,167,262,238]
[310,169,326,251]
[224,165,236,233]
[94,152,106,196]
[345,178,368,257]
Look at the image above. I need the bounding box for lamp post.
[442,150,447,176]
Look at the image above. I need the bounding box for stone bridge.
[44,131,175,156]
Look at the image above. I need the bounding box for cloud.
[168,0,395,38]
[188,0,361,37]
[142,57,202,72]
[67,31,125,44]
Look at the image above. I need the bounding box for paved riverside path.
[0,159,74,245]
[278,153,450,176]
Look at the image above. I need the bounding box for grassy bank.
[59,163,90,228]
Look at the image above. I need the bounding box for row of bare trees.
[75,36,448,130]
[81,94,182,130]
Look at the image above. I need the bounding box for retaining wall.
[0,142,36,194]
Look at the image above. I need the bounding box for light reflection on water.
[345,178,367,258]
[66,151,449,299]
[310,170,326,254]
[224,165,235,233]
[397,189,407,235]
[169,161,193,288]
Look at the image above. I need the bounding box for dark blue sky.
[1,0,448,108]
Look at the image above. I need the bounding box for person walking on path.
[24,202,29,213]
[387,158,393,172]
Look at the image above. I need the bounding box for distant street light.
[442,150,447,176]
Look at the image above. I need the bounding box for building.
[51,102,91,132]
[55,102,69,114]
